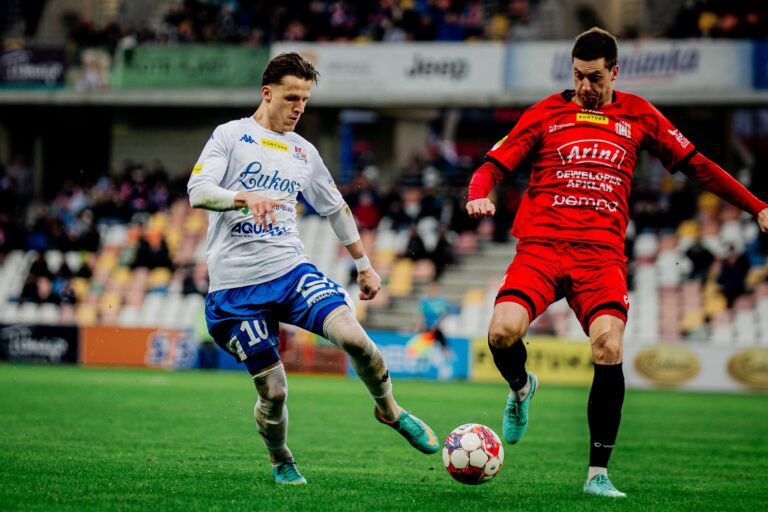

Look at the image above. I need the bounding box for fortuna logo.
[557,139,627,169]
[293,146,307,162]
[261,139,290,152]
[615,121,631,139]
[576,113,608,124]
[240,134,257,144]
[667,128,690,149]
[239,161,300,193]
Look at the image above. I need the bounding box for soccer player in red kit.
[466,27,768,498]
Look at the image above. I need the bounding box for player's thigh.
[495,243,561,327]
[566,253,629,335]
[205,289,281,375]
[280,263,353,336]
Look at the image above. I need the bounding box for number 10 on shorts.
[227,320,270,361]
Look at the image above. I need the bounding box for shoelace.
[592,475,618,491]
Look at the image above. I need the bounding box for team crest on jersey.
[491,135,508,151]
[557,139,626,169]
[261,139,290,152]
[576,113,609,125]
[667,129,690,149]
[615,121,631,139]
[293,146,307,162]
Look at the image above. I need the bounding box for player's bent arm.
[326,204,381,300]
[188,182,238,211]
[466,161,505,218]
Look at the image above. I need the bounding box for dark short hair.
[572,27,618,70]
[261,52,319,86]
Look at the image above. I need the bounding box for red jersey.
[473,90,696,252]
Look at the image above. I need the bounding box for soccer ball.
[442,423,504,485]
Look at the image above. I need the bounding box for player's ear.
[261,84,272,102]
[611,65,619,81]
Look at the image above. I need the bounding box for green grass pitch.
[1,363,767,511]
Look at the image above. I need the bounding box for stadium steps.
[363,241,515,333]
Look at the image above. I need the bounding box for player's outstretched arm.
[680,152,768,231]
[758,208,768,233]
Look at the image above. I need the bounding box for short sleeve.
[188,125,231,189]
[301,145,345,216]
[485,107,543,172]
[643,103,697,172]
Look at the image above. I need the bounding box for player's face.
[261,75,312,133]
[572,58,617,110]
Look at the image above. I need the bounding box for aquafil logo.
[557,139,627,170]
[239,161,300,193]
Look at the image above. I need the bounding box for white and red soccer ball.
[442,423,504,485]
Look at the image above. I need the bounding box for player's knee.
[488,320,526,348]
[591,329,622,364]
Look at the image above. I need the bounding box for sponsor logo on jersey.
[548,122,575,133]
[230,221,288,238]
[261,139,290,152]
[552,194,618,213]
[491,135,508,151]
[667,128,690,149]
[192,163,203,175]
[615,121,632,139]
[293,146,307,162]
[239,161,300,193]
[576,113,609,125]
[557,139,626,170]
[240,134,257,144]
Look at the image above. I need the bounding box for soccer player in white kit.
[187,53,439,485]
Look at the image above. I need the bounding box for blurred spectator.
[403,223,429,260]
[132,233,173,269]
[685,234,715,282]
[431,226,456,280]
[716,245,750,308]
[418,280,460,350]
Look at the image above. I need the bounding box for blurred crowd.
[665,0,768,39]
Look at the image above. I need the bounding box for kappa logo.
[667,129,690,149]
[557,139,627,169]
[240,134,257,144]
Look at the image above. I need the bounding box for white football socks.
[511,375,531,402]
[587,466,608,482]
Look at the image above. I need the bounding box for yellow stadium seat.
[462,288,486,306]
[676,219,699,239]
[69,277,90,301]
[147,267,172,289]
[75,304,98,326]
[388,259,413,297]
[147,212,168,232]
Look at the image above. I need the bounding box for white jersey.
[187,116,344,292]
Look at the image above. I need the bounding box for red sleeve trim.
[681,152,768,217]
[467,160,506,201]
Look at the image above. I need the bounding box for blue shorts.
[205,263,351,375]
